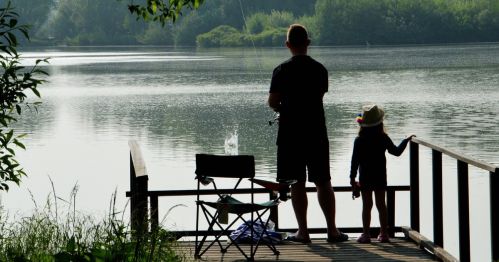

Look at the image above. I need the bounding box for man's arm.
[268,93,281,111]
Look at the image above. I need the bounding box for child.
[350,104,416,243]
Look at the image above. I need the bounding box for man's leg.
[315,181,343,238]
[291,181,309,240]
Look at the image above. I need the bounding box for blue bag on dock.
[229,220,283,244]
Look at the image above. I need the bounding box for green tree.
[137,22,174,45]
[53,0,146,45]
[9,0,55,41]
[0,2,49,191]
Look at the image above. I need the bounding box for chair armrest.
[195,176,214,186]
[249,178,296,191]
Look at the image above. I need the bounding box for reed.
[0,182,187,262]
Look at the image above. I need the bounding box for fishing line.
[238,0,280,127]
[238,0,265,83]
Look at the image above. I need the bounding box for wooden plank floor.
[178,237,438,261]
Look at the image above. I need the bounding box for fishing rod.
[238,0,279,127]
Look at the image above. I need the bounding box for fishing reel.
[268,112,280,126]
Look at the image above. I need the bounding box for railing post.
[410,141,420,232]
[457,160,470,262]
[491,170,499,262]
[130,153,137,231]
[387,190,395,238]
[432,150,444,247]
[151,195,159,231]
[136,175,149,232]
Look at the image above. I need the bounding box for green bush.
[245,13,268,34]
[197,25,244,47]
[248,28,287,46]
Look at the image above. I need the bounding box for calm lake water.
[2,44,499,261]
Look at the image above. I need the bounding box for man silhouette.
[268,24,348,243]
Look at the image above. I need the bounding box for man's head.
[286,24,310,55]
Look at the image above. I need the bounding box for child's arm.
[386,134,416,156]
[349,137,360,184]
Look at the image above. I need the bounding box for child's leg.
[361,190,373,235]
[374,190,388,234]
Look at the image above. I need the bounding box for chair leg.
[247,209,280,257]
[197,205,252,260]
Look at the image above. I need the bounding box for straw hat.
[356,104,385,127]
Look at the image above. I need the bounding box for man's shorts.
[276,140,331,183]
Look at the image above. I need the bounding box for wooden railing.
[410,137,499,262]
[126,140,409,239]
[126,185,410,237]
[127,138,498,261]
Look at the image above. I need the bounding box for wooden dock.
[127,138,498,262]
[178,237,439,261]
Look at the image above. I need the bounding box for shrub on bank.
[198,26,288,47]
[250,28,287,46]
[197,25,244,47]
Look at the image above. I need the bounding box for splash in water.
[224,131,238,155]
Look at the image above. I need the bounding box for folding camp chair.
[194,154,295,261]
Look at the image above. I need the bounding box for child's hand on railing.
[406,134,417,140]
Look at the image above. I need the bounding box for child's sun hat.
[356,104,385,127]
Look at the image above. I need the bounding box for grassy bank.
[0,184,187,262]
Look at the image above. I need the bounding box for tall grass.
[0,182,187,262]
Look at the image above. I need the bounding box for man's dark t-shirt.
[269,55,328,145]
[269,55,330,182]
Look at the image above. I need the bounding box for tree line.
[10,0,499,47]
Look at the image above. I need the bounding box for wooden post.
[129,140,151,233]
[387,190,395,238]
[410,141,420,232]
[151,195,159,231]
[130,153,137,231]
[432,150,444,248]
[457,160,470,262]
[136,175,149,231]
[491,170,499,262]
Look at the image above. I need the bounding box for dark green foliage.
[52,0,148,46]
[137,22,174,45]
[313,0,499,45]
[0,2,49,191]
[5,0,499,46]
[8,0,54,42]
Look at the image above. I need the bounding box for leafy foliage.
[0,1,49,191]
[117,0,204,26]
